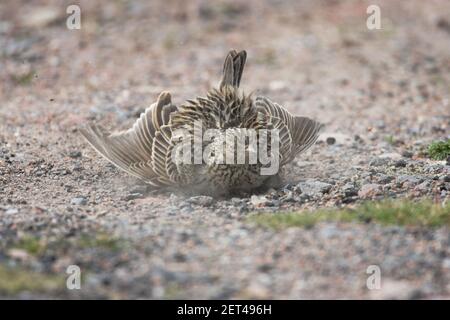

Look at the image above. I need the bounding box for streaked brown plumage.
[80,50,322,195]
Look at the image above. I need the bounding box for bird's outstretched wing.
[255,96,323,165]
[79,91,178,186]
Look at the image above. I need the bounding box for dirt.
[0,0,450,299]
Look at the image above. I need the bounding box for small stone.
[244,281,270,299]
[129,185,148,194]
[442,258,450,269]
[250,195,270,207]
[326,137,336,145]
[394,159,407,167]
[401,150,413,158]
[414,181,431,192]
[370,280,419,300]
[186,196,214,206]
[342,183,358,197]
[369,157,389,167]
[358,184,382,198]
[397,175,423,186]
[318,225,339,239]
[68,151,82,158]
[21,7,60,28]
[377,174,394,184]
[71,197,87,205]
[354,135,364,143]
[378,153,402,160]
[6,208,19,215]
[296,180,332,197]
[123,193,144,201]
[7,249,31,261]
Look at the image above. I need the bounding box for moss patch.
[12,236,47,255]
[428,139,450,160]
[0,265,64,295]
[76,233,125,251]
[248,200,450,230]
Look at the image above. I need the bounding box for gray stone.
[68,151,82,158]
[397,175,423,186]
[250,195,270,207]
[123,193,144,201]
[414,181,431,192]
[296,180,332,196]
[5,208,19,215]
[402,150,414,158]
[326,137,336,145]
[358,184,382,198]
[342,183,358,197]
[378,174,394,184]
[394,159,407,167]
[71,197,87,205]
[187,196,214,206]
[318,225,339,239]
[369,157,389,167]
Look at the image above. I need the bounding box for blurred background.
[1,0,449,133]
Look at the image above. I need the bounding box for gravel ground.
[1,0,450,299]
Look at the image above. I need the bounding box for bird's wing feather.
[79,91,177,186]
[255,96,322,165]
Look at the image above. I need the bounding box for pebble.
[397,175,423,186]
[394,159,407,168]
[186,196,214,207]
[369,280,420,300]
[358,184,382,198]
[5,208,19,215]
[342,183,358,197]
[377,174,394,184]
[123,193,144,201]
[250,195,270,207]
[71,197,87,205]
[369,157,389,167]
[68,151,82,159]
[414,181,431,192]
[402,150,414,158]
[296,180,332,196]
[326,137,336,145]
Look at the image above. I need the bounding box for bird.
[80,50,322,196]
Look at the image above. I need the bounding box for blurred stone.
[296,180,332,196]
[358,184,382,198]
[326,137,336,145]
[71,197,87,205]
[21,7,60,28]
[187,196,214,206]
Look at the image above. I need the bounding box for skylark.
[80,50,322,195]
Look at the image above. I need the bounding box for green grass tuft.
[428,139,450,160]
[0,265,63,295]
[248,200,450,230]
[13,236,46,255]
[76,233,124,251]
[12,71,36,86]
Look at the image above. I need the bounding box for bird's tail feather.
[220,50,247,89]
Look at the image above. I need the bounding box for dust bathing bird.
[80,50,322,195]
